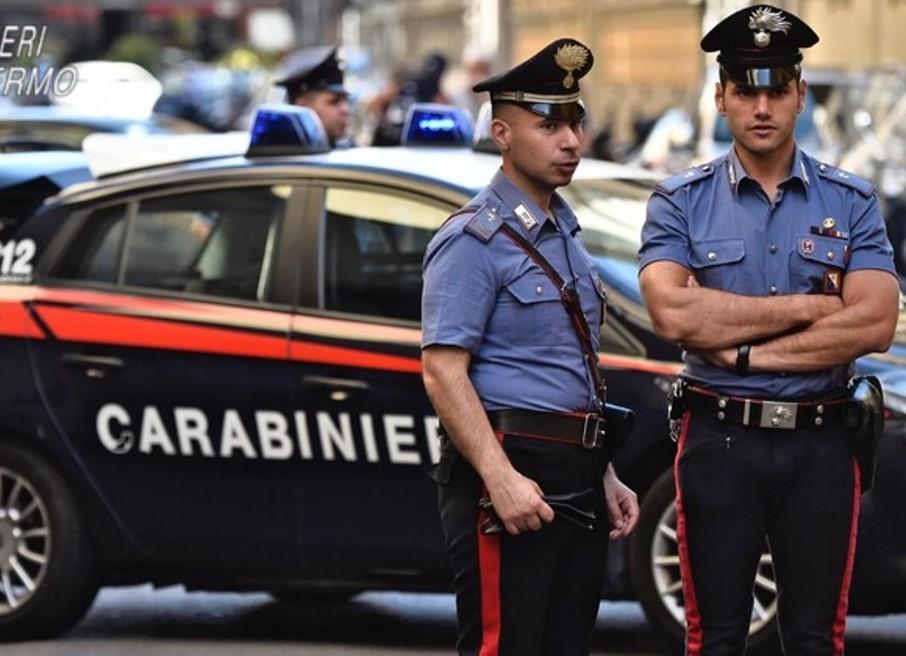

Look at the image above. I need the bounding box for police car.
[0,105,904,647]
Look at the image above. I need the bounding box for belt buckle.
[582,413,602,449]
[759,401,798,430]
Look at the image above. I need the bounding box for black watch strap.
[736,344,751,375]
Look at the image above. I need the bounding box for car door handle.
[61,353,124,379]
[301,375,369,391]
[301,375,370,397]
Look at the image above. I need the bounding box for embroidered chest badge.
[800,238,815,255]
[823,270,842,295]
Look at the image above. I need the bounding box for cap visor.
[724,66,798,89]
[523,101,586,121]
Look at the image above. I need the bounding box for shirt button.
[707,252,717,262]
[769,243,778,253]
[827,251,835,261]
[535,285,544,295]
[769,285,778,295]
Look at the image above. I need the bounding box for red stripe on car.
[0,302,46,339]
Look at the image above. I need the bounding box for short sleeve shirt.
[422,169,607,412]
[638,147,896,398]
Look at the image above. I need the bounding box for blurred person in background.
[446,46,493,119]
[371,52,448,146]
[275,45,351,147]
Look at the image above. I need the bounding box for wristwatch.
[736,344,751,375]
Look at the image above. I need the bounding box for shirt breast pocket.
[791,234,847,295]
[689,239,746,290]
[501,270,566,345]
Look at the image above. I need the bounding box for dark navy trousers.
[675,411,861,656]
[434,434,609,656]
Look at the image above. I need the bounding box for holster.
[845,375,885,493]
[600,402,634,465]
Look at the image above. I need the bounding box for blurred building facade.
[350,0,906,147]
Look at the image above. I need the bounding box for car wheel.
[629,468,779,651]
[0,442,98,640]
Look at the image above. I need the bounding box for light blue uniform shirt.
[422,169,606,412]
[639,147,896,398]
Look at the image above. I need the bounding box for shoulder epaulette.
[462,203,505,243]
[814,161,875,197]
[655,162,717,194]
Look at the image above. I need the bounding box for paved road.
[6,586,906,655]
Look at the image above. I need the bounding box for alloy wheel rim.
[0,467,51,614]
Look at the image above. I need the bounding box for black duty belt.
[487,409,603,448]
[685,385,847,430]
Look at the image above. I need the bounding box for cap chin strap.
[492,90,581,104]
[721,63,800,88]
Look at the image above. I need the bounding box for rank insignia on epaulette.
[514,203,538,230]
[823,270,842,294]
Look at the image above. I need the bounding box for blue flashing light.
[401,103,473,147]
[247,104,329,156]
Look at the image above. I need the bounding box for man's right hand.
[485,470,555,535]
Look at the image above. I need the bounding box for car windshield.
[560,178,652,305]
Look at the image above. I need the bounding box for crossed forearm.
[750,301,897,372]
[693,271,900,372]
[640,263,842,350]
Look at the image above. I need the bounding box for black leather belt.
[486,409,603,448]
[685,386,847,430]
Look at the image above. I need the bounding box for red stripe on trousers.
[832,459,862,655]
[478,433,504,656]
[674,412,703,656]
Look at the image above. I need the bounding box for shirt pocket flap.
[796,235,846,267]
[505,271,561,304]
[690,239,745,268]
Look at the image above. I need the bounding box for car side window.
[51,187,288,302]
[323,187,449,321]
[123,187,288,301]
[51,204,128,283]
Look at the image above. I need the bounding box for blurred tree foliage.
[105,35,162,75]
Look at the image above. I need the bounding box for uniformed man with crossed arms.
[639,5,899,655]
[421,39,639,656]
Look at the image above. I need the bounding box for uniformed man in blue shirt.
[639,5,899,655]
[421,39,640,656]
[274,45,351,147]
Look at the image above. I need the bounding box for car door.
[27,181,308,575]
[288,181,454,584]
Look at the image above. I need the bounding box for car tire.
[0,441,98,641]
[629,468,780,653]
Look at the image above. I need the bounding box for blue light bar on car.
[401,103,473,147]
[246,104,330,157]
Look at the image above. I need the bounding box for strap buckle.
[759,401,798,430]
[582,413,602,449]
